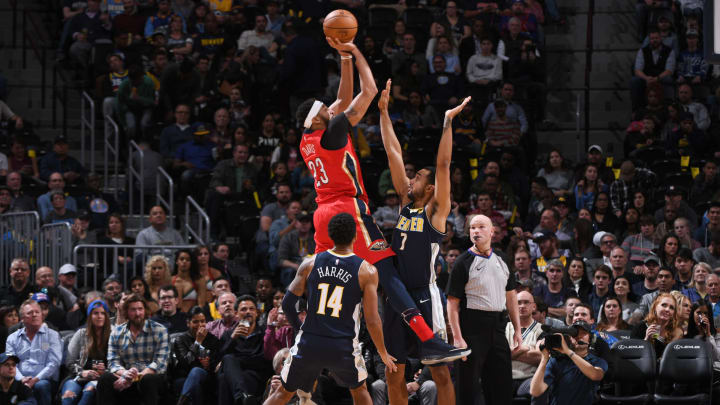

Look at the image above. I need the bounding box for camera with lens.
[538,324,582,356]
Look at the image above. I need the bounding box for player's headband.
[303,100,324,129]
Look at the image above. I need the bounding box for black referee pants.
[456,310,512,405]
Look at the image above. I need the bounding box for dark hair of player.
[328,213,356,247]
[296,98,317,124]
[422,166,436,185]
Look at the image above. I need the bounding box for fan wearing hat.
[677,28,705,84]
[530,228,568,275]
[372,189,401,234]
[653,184,697,228]
[173,123,217,197]
[143,0,181,38]
[38,136,87,184]
[0,352,33,405]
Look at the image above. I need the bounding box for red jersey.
[300,125,369,205]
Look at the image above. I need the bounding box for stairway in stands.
[540,0,637,164]
[0,1,89,167]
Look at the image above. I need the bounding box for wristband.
[340,55,352,60]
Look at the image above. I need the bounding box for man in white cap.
[586,232,617,274]
[574,145,614,185]
[57,264,79,310]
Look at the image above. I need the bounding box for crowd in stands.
[0,0,719,404]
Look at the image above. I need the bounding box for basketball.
[323,10,358,43]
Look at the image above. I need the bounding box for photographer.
[529,321,608,404]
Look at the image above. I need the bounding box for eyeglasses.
[602,240,615,245]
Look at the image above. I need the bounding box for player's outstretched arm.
[378,79,410,205]
[327,37,354,117]
[429,97,471,232]
[358,262,397,373]
[282,257,314,330]
[326,37,378,126]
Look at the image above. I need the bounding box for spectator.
[57,264,79,306]
[196,245,223,291]
[674,248,696,288]
[426,34,461,75]
[632,255,661,298]
[529,320,607,404]
[373,190,401,235]
[112,0,145,41]
[564,257,592,302]
[482,82,528,134]
[171,250,207,313]
[143,0,182,38]
[505,291,543,402]
[62,300,111,405]
[256,183,293,261]
[0,352,34,405]
[159,104,194,160]
[116,64,155,140]
[0,186,16,215]
[102,279,122,317]
[237,15,276,57]
[150,285,187,334]
[171,306,221,405]
[165,15,193,58]
[67,0,112,67]
[631,292,684,358]
[173,123,217,197]
[134,205,185,259]
[34,267,76,313]
[278,19,326,117]
[5,172,36,212]
[207,292,238,339]
[532,259,570,319]
[203,278,231,321]
[674,217,701,250]
[276,211,315,287]
[622,214,659,262]
[268,200,302,271]
[5,300,63,405]
[129,276,158,315]
[422,55,464,113]
[96,213,135,272]
[96,294,170,405]
[691,160,720,206]
[682,262,711,304]
[43,191,77,225]
[38,137,86,184]
[96,53,128,122]
[588,265,613,316]
[614,275,640,322]
[0,258,35,307]
[262,306,294,362]
[609,160,657,216]
[634,266,677,320]
[677,83,711,131]
[695,202,720,247]
[466,37,502,108]
[217,295,271,404]
[676,29,708,85]
[144,255,171,302]
[391,32,428,78]
[401,90,441,130]
[705,274,720,328]
[694,232,720,268]
[630,28,675,110]
[530,230,567,274]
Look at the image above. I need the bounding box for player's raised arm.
[327,38,354,117]
[326,37,378,127]
[378,79,410,206]
[429,97,471,231]
[358,261,397,373]
[282,256,314,330]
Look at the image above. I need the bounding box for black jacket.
[171,330,222,378]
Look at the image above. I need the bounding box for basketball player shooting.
[292,36,467,364]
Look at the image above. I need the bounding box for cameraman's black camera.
[538,325,578,355]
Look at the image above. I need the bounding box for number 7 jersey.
[302,250,365,338]
[392,204,446,289]
[300,127,369,205]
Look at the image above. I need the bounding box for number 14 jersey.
[300,123,368,205]
[303,250,364,339]
[392,204,446,289]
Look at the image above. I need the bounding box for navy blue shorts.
[383,283,448,365]
[281,332,368,392]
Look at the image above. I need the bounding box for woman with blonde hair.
[671,290,692,335]
[144,255,171,302]
[631,292,684,358]
[62,300,112,405]
[682,262,711,303]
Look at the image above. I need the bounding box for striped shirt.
[108,319,170,374]
[446,249,516,312]
[484,119,521,146]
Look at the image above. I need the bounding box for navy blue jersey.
[392,204,446,289]
[302,250,364,339]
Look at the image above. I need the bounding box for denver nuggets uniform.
[384,204,448,364]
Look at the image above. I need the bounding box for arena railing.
[128,140,146,229]
[157,167,174,225]
[104,114,121,201]
[184,196,210,245]
[73,244,198,290]
[37,222,72,272]
[0,211,40,285]
[80,91,96,170]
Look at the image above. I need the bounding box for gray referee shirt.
[446,248,516,312]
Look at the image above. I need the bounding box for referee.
[447,214,522,405]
